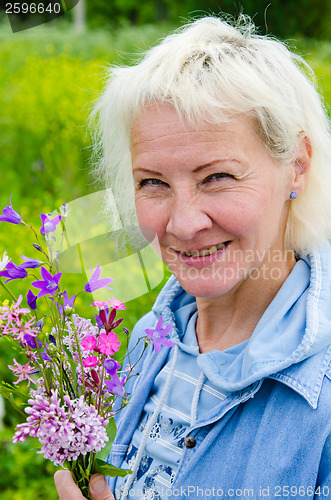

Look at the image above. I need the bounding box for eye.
[203,172,234,183]
[138,178,169,187]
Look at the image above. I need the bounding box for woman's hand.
[54,470,115,500]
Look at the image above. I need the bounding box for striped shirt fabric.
[114,305,231,499]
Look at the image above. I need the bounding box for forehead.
[131,102,265,162]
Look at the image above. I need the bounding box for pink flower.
[8,358,35,386]
[6,316,39,342]
[0,295,30,325]
[82,356,99,368]
[81,335,97,351]
[109,297,126,310]
[91,299,112,308]
[98,332,121,356]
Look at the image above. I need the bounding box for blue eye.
[139,178,168,187]
[204,173,233,183]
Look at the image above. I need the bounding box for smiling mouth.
[179,242,228,258]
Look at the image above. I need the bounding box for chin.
[173,273,242,299]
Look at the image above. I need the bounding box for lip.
[174,241,231,267]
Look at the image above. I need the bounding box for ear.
[291,134,312,195]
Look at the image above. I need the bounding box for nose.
[165,193,213,240]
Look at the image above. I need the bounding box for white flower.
[59,203,69,218]
[0,251,10,271]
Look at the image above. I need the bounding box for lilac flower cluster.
[13,390,109,466]
[61,314,100,354]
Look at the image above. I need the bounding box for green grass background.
[0,16,330,500]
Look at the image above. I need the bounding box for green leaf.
[96,418,117,461]
[0,382,28,416]
[0,380,28,398]
[9,393,27,417]
[94,459,132,478]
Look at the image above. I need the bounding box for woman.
[55,15,331,500]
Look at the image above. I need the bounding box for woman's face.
[131,103,295,298]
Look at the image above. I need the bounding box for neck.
[196,249,296,353]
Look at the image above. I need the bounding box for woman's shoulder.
[269,344,331,421]
[319,351,331,414]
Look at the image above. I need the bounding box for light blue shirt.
[114,309,238,498]
[108,244,331,500]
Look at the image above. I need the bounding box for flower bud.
[64,306,74,316]
[91,369,100,385]
[33,243,43,252]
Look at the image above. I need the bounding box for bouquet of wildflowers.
[0,197,174,499]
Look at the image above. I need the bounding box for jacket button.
[184,436,196,448]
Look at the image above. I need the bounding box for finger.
[89,474,115,500]
[54,470,85,500]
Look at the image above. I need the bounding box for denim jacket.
[107,244,331,499]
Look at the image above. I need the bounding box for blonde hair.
[91,15,331,253]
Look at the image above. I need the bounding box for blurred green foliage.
[84,0,331,39]
[0,16,330,500]
[0,21,173,500]
[0,427,57,500]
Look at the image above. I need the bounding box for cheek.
[214,198,263,236]
[135,198,168,238]
[215,194,282,239]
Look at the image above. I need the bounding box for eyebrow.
[132,167,163,175]
[133,159,239,175]
[192,160,237,173]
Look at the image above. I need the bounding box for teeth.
[200,248,211,256]
[182,242,226,258]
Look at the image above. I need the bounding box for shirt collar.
[268,344,331,408]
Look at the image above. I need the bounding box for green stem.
[90,453,96,476]
[23,222,51,263]
[72,321,86,393]
[0,279,18,302]
[97,362,106,414]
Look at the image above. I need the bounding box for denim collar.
[268,343,331,409]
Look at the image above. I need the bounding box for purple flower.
[0,261,28,283]
[84,265,113,293]
[24,334,42,349]
[57,291,75,315]
[0,196,21,224]
[145,316,175,354]
[104,358,121,376]
[49,334,56,345]
[35,318,44,330]
[20,255,43,269]
[27,290,38,310]
[40,213,62,234]
[31,267,62,298]
[104,373,126,398]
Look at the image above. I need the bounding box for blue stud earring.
[290,192,297,200]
